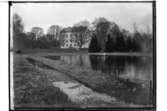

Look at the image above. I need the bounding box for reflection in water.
[88,55,153,105]
[45,54,153,105]
[89,55,153,82]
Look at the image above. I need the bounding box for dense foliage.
[88,18,152,53]
[88,34,101,52]
[13,14,60,50]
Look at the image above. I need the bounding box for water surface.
[45,54,153,106]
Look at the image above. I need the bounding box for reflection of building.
[60,55,91,68]
[60,28,78,48]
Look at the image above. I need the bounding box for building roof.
[60,27,72,33]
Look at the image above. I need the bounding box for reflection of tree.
[79,55,84,66]
[105,56,126,79]
[89,55,147,78]
[89,55,126,76]
[89,55,99,70]
[89,55,152,105]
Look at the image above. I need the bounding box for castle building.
[60,28,79,49]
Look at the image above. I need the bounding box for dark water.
[45,54,153,105]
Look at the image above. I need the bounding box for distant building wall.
[81,39,91,48]
[60,32,79,48]
[60,27,92,49]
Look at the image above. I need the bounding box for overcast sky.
[12,3,152,33]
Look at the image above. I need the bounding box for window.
[66,44,68,47]
[65,34,67,38]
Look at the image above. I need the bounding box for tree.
[92,17,111,52]
[31,27,44,40]
[47,25,61,41]
[105,35,114,52]
[133,22,138,33]
[88,33,101,52]
[13,13,27,50]
[72,26,90,48]
[116,33,126,52]
[74,20,90,27]
[108,23,122,52]
[26,32,36,48]
[120,29,130,52]
[13,13,24,36]
[126,37,133,52]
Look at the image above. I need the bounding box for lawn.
[13,54,76,108]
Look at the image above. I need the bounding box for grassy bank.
[13,55,76,108]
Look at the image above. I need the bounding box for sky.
[12,3,153,34]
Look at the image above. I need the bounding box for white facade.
[81,39,91,48]
[61,32,79,49]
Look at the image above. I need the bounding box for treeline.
[13,14,61,50]
[88,18,152,53]
[13,13,152,53]
[89,32,152,53]
[13,32,61,50]
[13,13,90,50]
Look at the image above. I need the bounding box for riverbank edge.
[11,48,152,57]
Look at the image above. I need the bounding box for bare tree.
[47,25,61,40]
[31,27,44,40]
[133,22,138,33]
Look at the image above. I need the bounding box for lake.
[44,54,153,106]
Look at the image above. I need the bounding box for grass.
[13,55,76,108]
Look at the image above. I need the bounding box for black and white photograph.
[9,1,156,110]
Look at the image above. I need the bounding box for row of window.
[64,33,75,38]
[64,43,78,47]
[64,39,77,43]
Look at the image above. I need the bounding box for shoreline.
[11,48,152,56]
[12,49,152,57]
